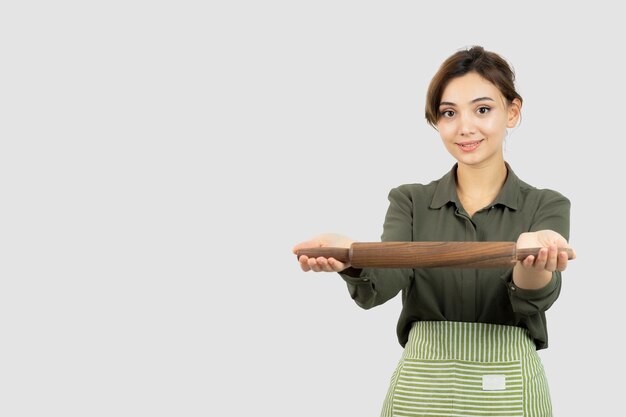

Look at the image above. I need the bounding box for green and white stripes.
[381,321,552,417]
[393,359,523,416]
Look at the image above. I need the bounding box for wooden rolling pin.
[295,242,575,269]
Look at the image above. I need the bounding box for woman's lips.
[456,139,484,152]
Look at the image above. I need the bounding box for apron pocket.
[392,358,523,417]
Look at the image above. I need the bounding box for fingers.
[297,255,348,273]
[556,251,569,271]
[521,245,569,272]
[522,254,535,268]
[298,255,312,272]
[544,245,558,271]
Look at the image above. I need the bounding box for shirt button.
[510,286,516,291]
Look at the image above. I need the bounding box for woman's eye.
[441,110,455,118]
[477,106,491,115]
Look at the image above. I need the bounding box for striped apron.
[381,321,552,417]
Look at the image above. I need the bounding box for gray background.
[1,1,622,416]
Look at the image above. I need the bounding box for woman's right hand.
[292,233,354,273]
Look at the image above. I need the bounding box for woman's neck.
[455,161,508,216]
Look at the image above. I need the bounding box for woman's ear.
[507,98,522,128]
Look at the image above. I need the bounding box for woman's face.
[436,72,520,168]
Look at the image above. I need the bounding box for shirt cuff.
[507,272,559,300]
[339,267,371,284]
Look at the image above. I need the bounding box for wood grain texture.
[295,242,575,269]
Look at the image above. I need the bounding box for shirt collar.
[429,162,520,210]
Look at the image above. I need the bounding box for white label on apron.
[482,374,506,391]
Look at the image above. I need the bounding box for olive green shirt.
[340,163,570,350]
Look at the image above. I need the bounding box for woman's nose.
[459,113,476,136]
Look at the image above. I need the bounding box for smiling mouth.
[456,139,484,151]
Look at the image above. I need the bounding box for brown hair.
[425,46,523,128]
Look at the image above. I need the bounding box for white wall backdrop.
[1,1,622,416]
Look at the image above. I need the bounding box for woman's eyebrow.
[471,96,495,103]
[439,96,496,107]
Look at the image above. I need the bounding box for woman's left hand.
[516,230,576,272]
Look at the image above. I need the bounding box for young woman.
[293,46,575,417]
